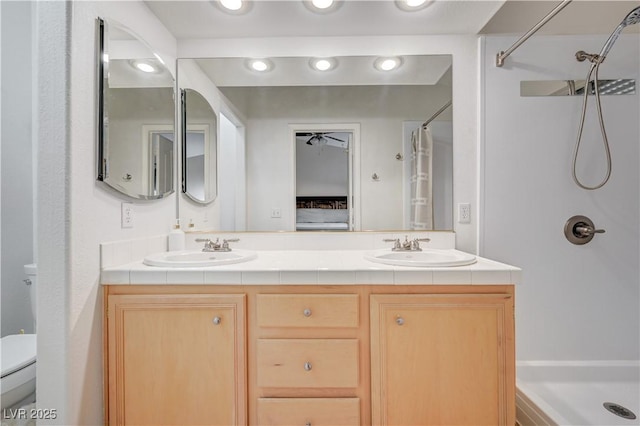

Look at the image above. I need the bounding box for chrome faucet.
[195,237,240,252]
[383,235,431,251]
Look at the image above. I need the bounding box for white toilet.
[1,264,37,410]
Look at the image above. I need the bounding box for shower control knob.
[564,215,605,245]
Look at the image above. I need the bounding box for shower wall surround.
[480,34,639,361]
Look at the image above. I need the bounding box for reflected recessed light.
[220,0,242,10]
[374,56,403,72]
[309,57,337,72]
[128,59,160,73]
[312,0,333,9]
[216,0,252,14]
[303,0,341,14]
[395,0,434,11]
[246,58,273,72]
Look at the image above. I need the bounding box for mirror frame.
[180,88,218,204]
[95,17,175,200]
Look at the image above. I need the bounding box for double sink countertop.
[100,248,521,286]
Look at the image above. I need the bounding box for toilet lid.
[1,334,36,378]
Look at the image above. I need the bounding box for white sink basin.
[143,249,257,268]
[364,249,476,267]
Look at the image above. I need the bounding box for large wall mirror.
[96,18,175,200]
[178,54,452,231]
[180,88,218,204]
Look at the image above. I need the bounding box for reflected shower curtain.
[410,125,434,230]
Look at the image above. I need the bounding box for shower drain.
[603,402,637,420]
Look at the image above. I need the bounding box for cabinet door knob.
[303,308,312,317]
[212,316,222,325]
[396,317,404,326]
[305,423,311,426]
[304,362,312,371]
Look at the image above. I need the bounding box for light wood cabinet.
[257,397,361,425]
[104,285,514,426]
[257,338,359,389]
[370,293,515,426]
[105,293,246,425]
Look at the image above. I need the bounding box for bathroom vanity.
[101,244,518,425]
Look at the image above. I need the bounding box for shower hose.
[572,59,612,190]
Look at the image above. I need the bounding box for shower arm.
[496,0,573,67]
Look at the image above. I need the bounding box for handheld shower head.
[598,6,640,61]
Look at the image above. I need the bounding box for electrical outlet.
[271,208,282,218]
[458,203,471,224]
[121,203,134,228]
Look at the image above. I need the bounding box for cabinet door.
[370,294,514,426]
[107,294,246,426]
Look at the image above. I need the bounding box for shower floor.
[516,362,640,426]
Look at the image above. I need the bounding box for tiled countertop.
[101,249,521,286]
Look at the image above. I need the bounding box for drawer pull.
[305,423,311,426]
[304,362,312,371]
[212,316,222,325]
[396,316,404,326]
[303,308,312,317]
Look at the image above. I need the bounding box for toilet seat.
[1,334,36,378]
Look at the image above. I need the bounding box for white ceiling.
[146,1,640,40]
[144,1,639,87]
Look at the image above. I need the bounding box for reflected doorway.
[219,112,246,231]
[147,130,174,197]
[293,126,356,231]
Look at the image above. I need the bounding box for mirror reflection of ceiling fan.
[297,132,348,149]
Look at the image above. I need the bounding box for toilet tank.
[24,264,37,326]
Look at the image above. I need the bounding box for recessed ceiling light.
[246,58,273,73]
[220,0,242,10]
[374,56,403,72]
[395,0,434,11]
[309,57,337,72]
[128,59,160,74]
[303,0,341,14]
[216,0,252,14]
[312,0,333,9]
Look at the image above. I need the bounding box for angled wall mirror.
[96,18,175,199]
[180,88,218,204]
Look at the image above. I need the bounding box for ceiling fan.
[297,132,348,149]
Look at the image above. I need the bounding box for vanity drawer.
[257,398,360,426]
[257,339,359,389]
[257,294,359,328]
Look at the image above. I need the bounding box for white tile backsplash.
[183,231,454,252]
[100,235,167,269]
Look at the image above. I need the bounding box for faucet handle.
[410,237,430,251]
[383,238,402,250]
[195,238,211,243]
